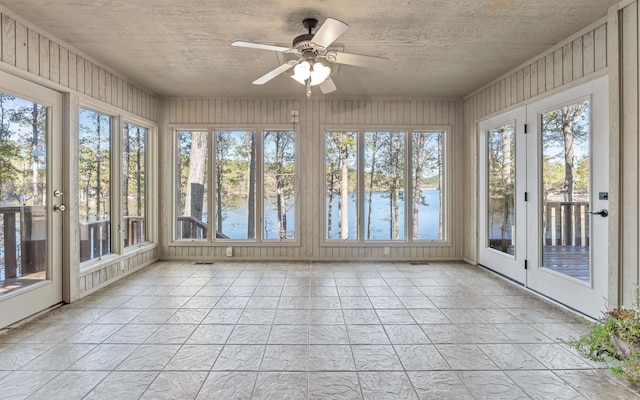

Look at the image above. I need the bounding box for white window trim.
[78,99,157,270]
[320,124,453,248]
[170,124,301,247]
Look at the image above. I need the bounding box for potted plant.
[569,304,640,386]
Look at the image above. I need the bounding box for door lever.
[589,209,608,217]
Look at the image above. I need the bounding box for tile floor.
[0,261,638,399]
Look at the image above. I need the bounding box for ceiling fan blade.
[319,77,337,94]
[232,41,290,52]
[252,62,295,85]
[326,51,390,70]
[310,18,349,49]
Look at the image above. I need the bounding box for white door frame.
[0,71,63,328]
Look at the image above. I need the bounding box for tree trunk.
[185,133,207,221]
[327,165,336,239]
[561,106,575,202]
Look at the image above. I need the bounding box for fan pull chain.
[306,79,312,98]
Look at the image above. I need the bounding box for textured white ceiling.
[1,0,618,98]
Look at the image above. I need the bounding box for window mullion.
[256,129,264,244]
[208,128,215,243]
[111,115,122,255]
[406,129,413,244]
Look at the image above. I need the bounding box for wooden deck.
[543,245,590,282]
[0,271,46,296]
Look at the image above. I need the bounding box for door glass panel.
[79,108,112,262]
[487,123,515,255]
[541,100,590,282]
[0,93,48,295]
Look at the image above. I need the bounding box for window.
[78,107,112,262]
[325,131,357,240]
[176,130,208,239]
[214,130,256,239]
[411,131,444,241]
[122,122,147,247]
[325,128,447,243]
[174,127,296,243]
[263,130,296,240]
[364,131,406,240]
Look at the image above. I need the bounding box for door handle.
[589,209,608,217]
[53,204,66,212]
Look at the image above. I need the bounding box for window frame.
[170,124,300,247]
[121,118,153,252]
[321,125,452,247]
[78,99,157,271]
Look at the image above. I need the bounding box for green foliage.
[568,302,640,386]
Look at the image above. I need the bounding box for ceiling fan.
[232,18,390,97]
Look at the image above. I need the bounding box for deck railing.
[176,216,230,239]
[0,205,46,279]
[1,206,147,277]
[544,201,590,246]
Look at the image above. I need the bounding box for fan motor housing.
[293,33,317,53]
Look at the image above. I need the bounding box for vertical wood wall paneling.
[27,28,38,75]
[620,2,639,305]
[68,52,77,91]
[594,23,608,70]
[38,35,49,80]
[49,41,59,84]
[553,48,563,88]
[562,43,573,85]
[573,36,584,80]
[583,30,596,75]
[59,46,68,87]
[14,21,27,71]
[1,14,16,66]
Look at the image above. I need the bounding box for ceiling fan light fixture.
[293,61,311,80]
[310,62,331,86]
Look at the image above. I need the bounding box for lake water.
[217,189,442,241]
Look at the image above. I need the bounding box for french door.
[0,71,63,328]
[479,76,609,318]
